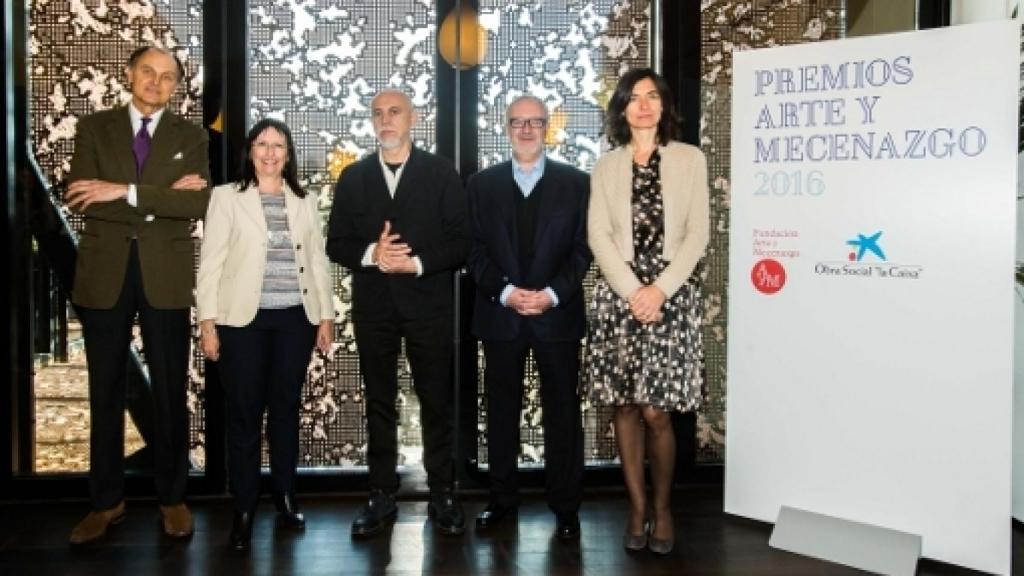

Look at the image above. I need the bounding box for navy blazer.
[468,158,591,342]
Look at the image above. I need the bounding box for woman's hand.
[316,320,333,355]
[629,285,666,324]
[200,320,220,361]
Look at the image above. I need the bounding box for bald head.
[371,89,417,157]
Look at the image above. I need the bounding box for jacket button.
[296,243,302,250]
[299,267,304,273]
[302,288,308,294]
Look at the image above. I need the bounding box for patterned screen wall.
[27,1,208,473]
[248,2,439,469]
[698,0,844,462]
[473,1,651,466]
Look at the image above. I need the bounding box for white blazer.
[587,141,709,300]
[197,182,334,327]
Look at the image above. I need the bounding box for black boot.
[229,511,254,551]
[427,489,465,536]
[274,493,306,529]
[350,489,397,537]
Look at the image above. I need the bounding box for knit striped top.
[258,193,303,309]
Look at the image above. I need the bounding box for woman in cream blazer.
[197,118,333,550]
[585,69,709,555]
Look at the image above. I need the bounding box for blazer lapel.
[142,111,182,182]
[497,162,519,249]
[106,107,139,184]
[531,163,560,250]
[283,184,304,241]
[238,185,268,234]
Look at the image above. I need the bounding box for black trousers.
[77,242,190,510]
[482,323,584,515]
[353,310,454,493]
[217,306,316,513]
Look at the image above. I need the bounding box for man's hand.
[171,174,208,191]
[374,221,414,273]
[507,289,553,316]
[629,285,666,324]
[65,179,128,212]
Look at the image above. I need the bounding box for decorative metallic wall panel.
[248,1,439,469]
[27,0,207,472]
[698,0,844,462]
[474,0,652,466]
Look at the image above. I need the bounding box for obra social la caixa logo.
[751,258,786,295]
[814,230,923,280]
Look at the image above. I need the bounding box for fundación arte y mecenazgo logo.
[814,230,923,279]
[751,258,786,295]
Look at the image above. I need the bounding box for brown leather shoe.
[159,503,194,538]
[69,501,126,544]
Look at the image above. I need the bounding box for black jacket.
[468,158,591,342]
[326,147,469,320]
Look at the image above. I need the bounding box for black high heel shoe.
[229,511,254,551]
[274,493,306,529]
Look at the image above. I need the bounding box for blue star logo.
[846,231,886,261]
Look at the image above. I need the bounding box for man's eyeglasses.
[509,117,547,129]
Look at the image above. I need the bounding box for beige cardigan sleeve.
[652,148,710,297]
[588,153,643,299]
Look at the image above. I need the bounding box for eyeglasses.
[508,117,547,129]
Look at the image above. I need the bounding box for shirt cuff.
[126,184,137,207]
[361,243,377,267]
[499,284,515,306]
[413,256,423,277]
[544,287,559,308]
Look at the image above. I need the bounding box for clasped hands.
[506,288,553,316]
[64,173,207,212]
[629,285,666,324]
[373,221,417,274]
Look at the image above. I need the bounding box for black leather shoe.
[229,511,254,551]
[274,493,306,529]
[351,490,397,537]
[475,503,516,530]
[427,489,465,536]
[555,512,580,540]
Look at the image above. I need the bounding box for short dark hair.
[603,68,681,148]
[127,46,186,82]
[238,118,307,198]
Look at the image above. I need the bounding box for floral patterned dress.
[584,150,704,413]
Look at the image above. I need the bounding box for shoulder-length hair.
[603,68,681,148]
[238,118,306,198]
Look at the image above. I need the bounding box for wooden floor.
[0,484,1018,575]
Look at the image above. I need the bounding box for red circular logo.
[751,258,786,295]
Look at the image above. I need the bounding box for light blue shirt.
[500,155,559,309]
[512,154,545,197]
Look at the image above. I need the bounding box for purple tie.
[132,116,152,179]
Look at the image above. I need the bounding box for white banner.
[725,21,1019,575]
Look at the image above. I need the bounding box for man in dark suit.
[326,89,469,537]
[64,46,210,544]
[467,95,591,539]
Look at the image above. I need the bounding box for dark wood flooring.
[0,485,1018,575]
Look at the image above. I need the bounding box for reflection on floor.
[0,486,1005,575]
[33,321,144,474]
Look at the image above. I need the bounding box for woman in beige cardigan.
[197,119,333,550]
[585,68,709,555]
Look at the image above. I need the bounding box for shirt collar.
[128,102,166,133]
[512,154,545,178]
